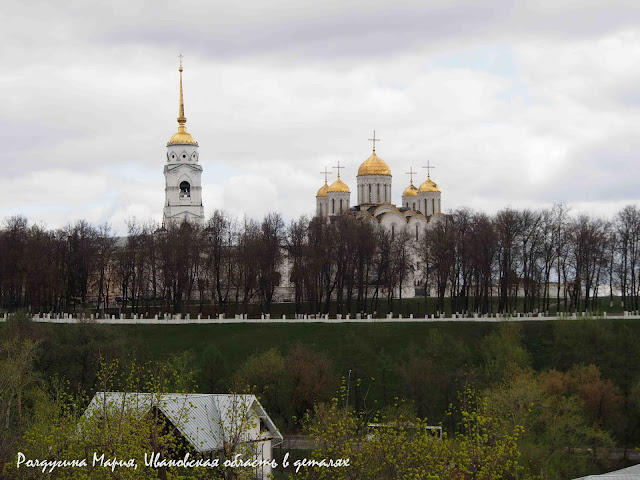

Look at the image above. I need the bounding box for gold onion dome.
[328,175,350,193]
[167,62,198,146]
[357,151,391,176]
[316,180,329,197]
[168,130,197,146]
[403,181,418,197]
[418,175,441,193]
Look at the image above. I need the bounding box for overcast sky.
[3,0,640,233]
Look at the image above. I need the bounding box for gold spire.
[168,55,198,146]
[177,55,186,129]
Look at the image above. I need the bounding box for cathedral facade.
[315,136,445,240]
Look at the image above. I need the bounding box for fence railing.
[1,311,639,324]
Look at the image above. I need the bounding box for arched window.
[412,202,416,210]
[179,181,191,198]
[432,199,435,214]
[332,199,335,214]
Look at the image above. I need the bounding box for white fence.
[1,311,639,325]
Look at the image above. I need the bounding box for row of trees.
[2,203,640,314]
[3,313,636,478]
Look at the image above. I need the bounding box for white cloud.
[3,1,640,233]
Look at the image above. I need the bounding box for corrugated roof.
[574,463,640,479]
[84,392,283,452]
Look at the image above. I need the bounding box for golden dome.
[168,126,198,146]
[358,151,391,176]
[418,176,441,193]
[316,181,329,197]
[402,181,418,197]
[328,176,350,193]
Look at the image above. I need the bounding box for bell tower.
[163,57,204,227]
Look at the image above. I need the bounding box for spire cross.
[333,160,345,178]
[405,167,417,184]
[320,166,330,183]
[422,161,435,177]
[368,130,380,152]
[178,54,183,67]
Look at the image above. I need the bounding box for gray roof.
[84,392,283,452]
[574,464,640,479]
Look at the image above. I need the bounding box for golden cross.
[333,160,345,178]
[368,130,380,152]
[406,167,417,183]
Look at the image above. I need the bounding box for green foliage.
[295,387,525,480]
[486,369,615,479]
[479,322,531,385]
[199,344,229,392]
[235,346,337,431]
[2,355,266,479]
[0,313,41,463]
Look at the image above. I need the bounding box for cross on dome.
[406,166,417,184]
[423,161,435,178]
[320,166,330,183]
[368,130,381,152]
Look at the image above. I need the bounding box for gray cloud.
[3,0,640,232]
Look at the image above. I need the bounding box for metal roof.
[84,392,283,452]
[574,463,640,479]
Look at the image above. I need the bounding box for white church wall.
[357,174,393,204]
[327,192,350,214]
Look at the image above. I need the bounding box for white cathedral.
[315,133,445,240]
[161,62,444,298]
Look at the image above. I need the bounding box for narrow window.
[391,224,395,241]
[368,185,372,203]
[432,199,435,214]
[332,199,335,214]
[340,199,343,212]
[416,224,419,241]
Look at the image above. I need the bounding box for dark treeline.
[2,203,640,315]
